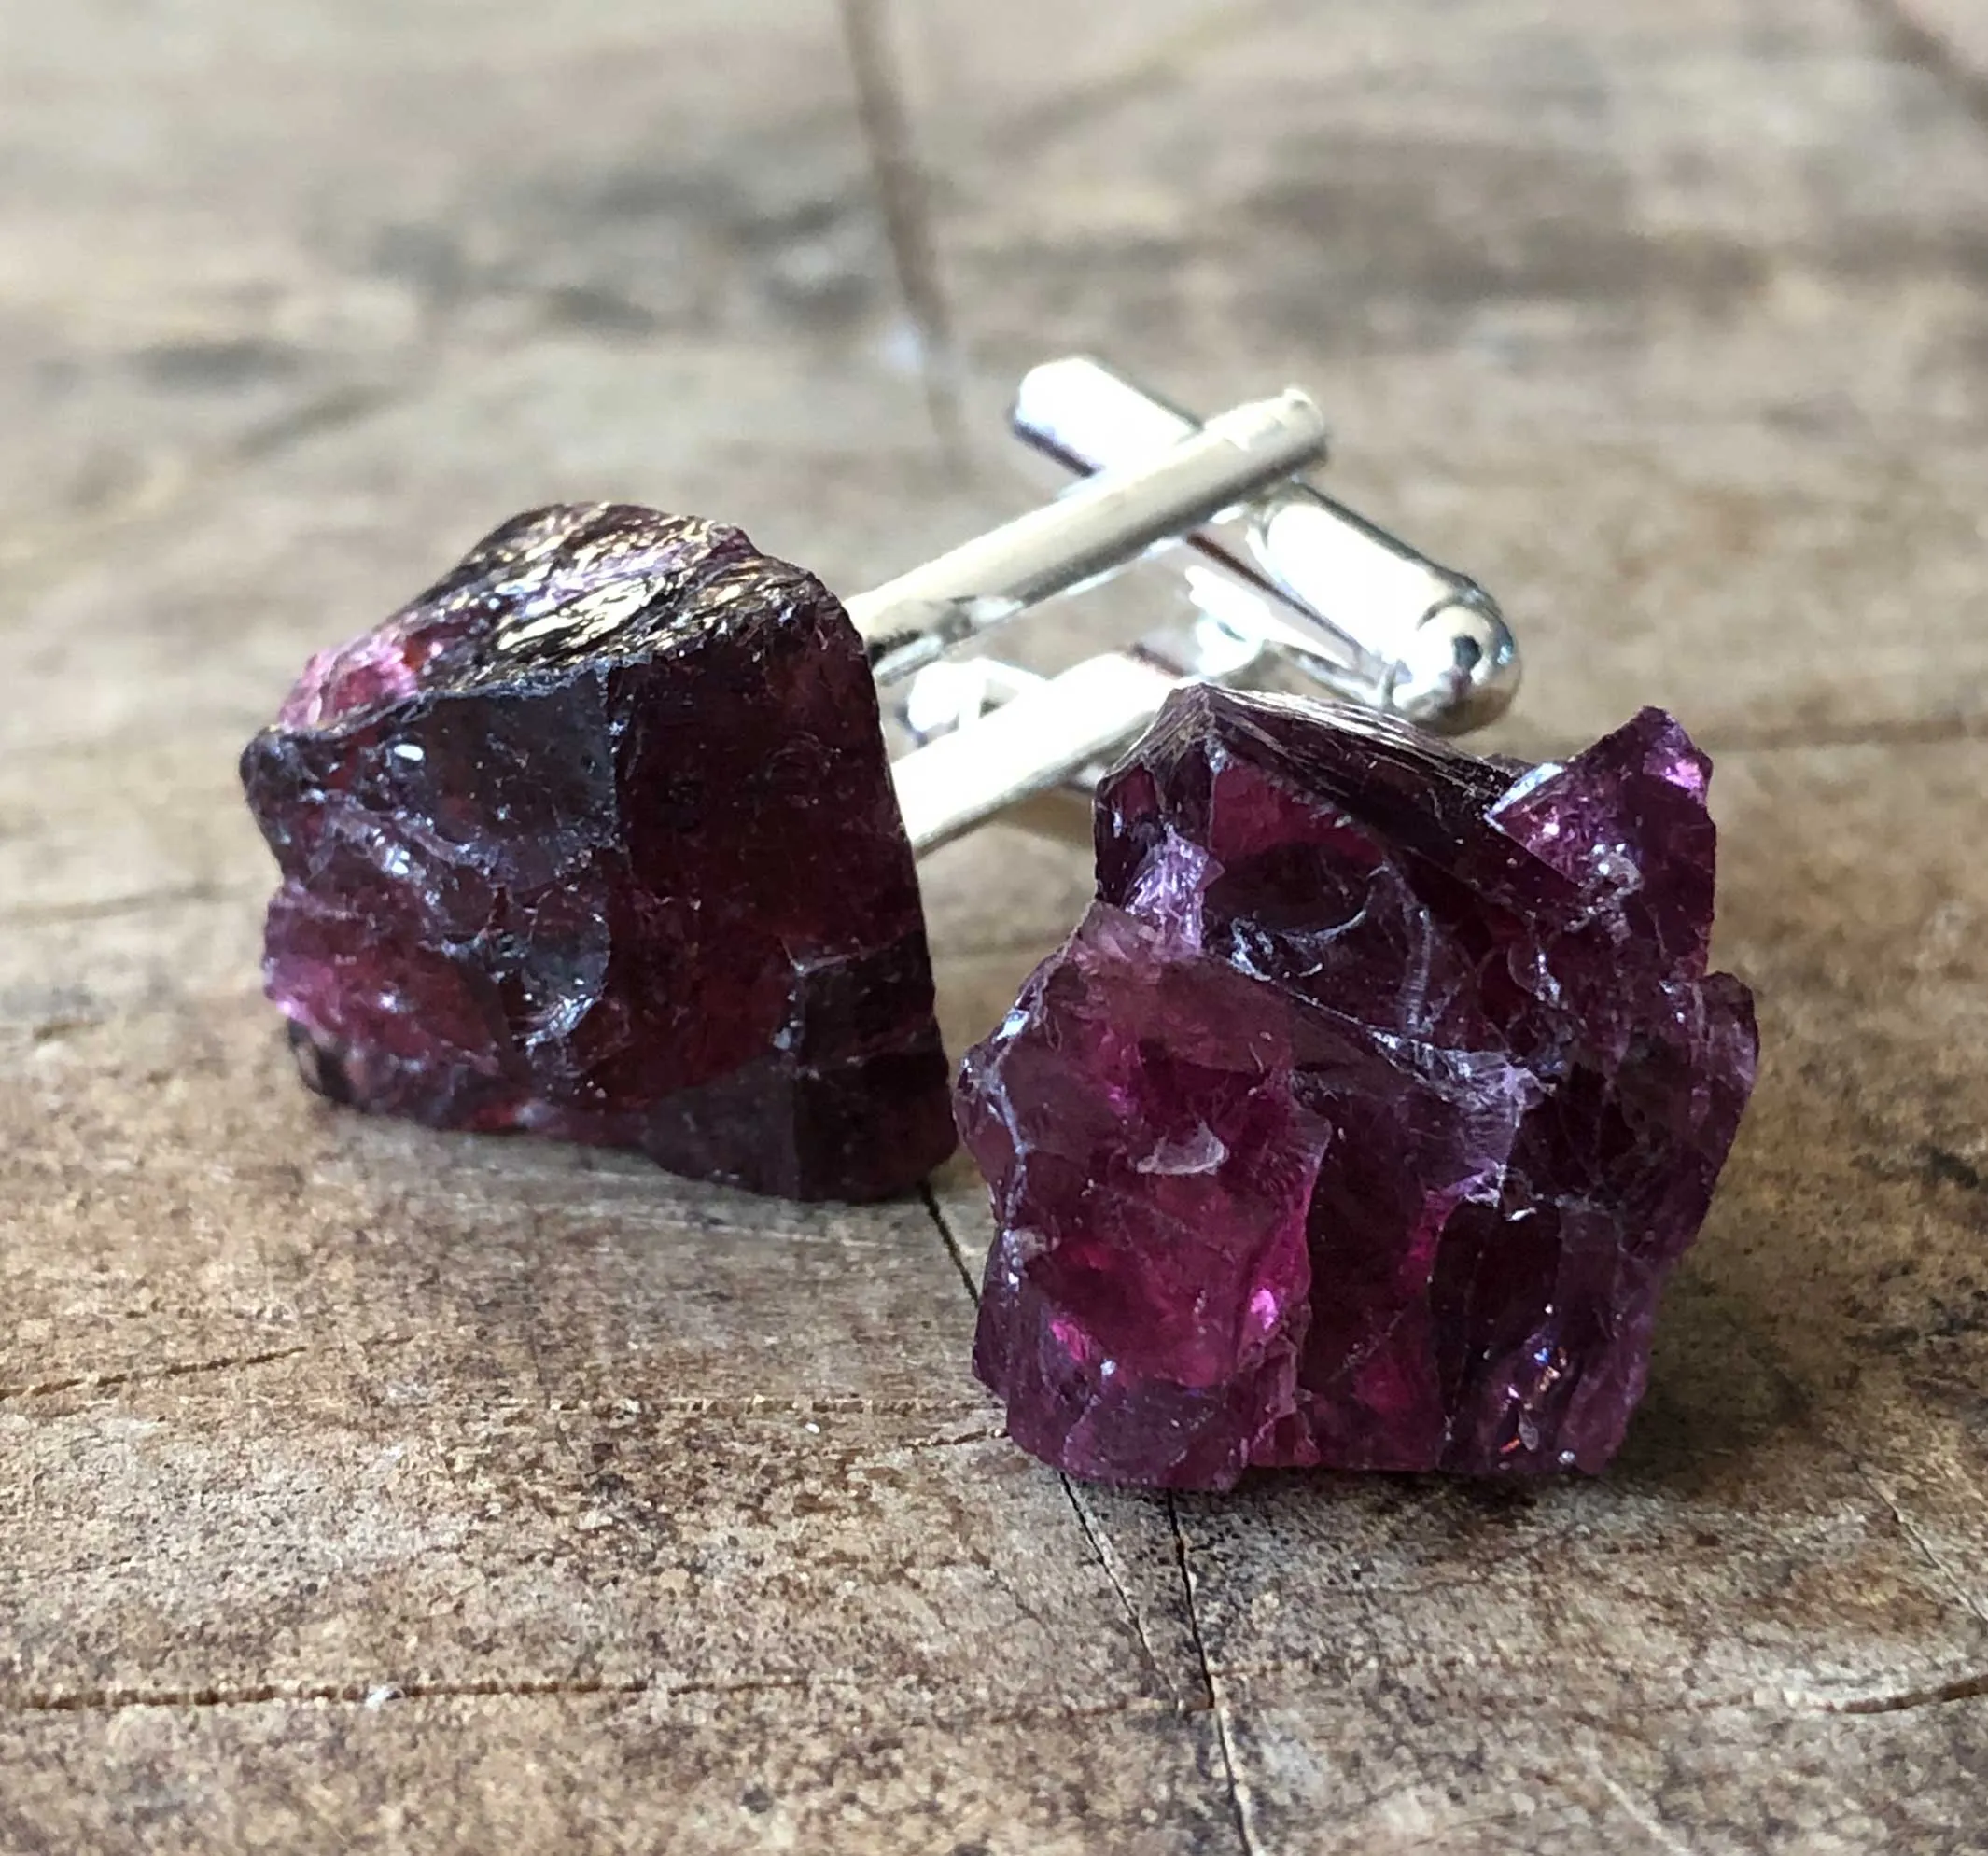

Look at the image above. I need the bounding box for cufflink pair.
[241,358,1756,1488]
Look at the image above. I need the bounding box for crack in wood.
[921,1188,1261,1835]
[642,1394,985,1419]
[1168,1495,1263,1856]
[919,1182,983,1306]
[0,1343,310,1403]
[1854,1458,1988,1632]
[836,0,965,462]
[1204,1655,1988,1723]
[1813,1669,1988,1715]
[1,1672,1202,1740]
[889,1426,1007,1452]
[7,1674,653,1718]
[1059,1476,1171,1696]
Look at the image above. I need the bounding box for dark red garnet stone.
[957,684,1757,1487]
[241,504,955,1202]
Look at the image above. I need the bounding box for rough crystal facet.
[243,503,956,1201]
[958,685,1757,1486]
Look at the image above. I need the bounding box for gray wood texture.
[3,1,1986,1849]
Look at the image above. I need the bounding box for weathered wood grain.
[2,0,1985,1849]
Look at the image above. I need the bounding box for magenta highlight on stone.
[958,684,1757,1488]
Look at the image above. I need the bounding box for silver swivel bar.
[848,388,1330,685]
[1011,356,1519,736]
[892,651,1178,853]
[889,359,1523,855]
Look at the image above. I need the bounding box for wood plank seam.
[1167,1496,1263,1856]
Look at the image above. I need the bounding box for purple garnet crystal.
[958,685,1757,1486]
[242,503,955,1201]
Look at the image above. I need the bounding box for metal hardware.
[848,389,1330,685]
[893,652,1175,854]
[877,356,1521,853]
[1011,356,1519,735]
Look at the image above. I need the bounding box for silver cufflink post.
[1012,357,1519,736]
[861,357,1521,854]
[847,386,1331,684]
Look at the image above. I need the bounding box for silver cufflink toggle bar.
[845,356,1519,853]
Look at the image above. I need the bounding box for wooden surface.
[4,1,1987,1849]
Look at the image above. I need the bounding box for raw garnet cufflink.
[244,502,953,1204]
[958,692,1757,1487]
[937,369,1756,1489]
[241,357,1757,1486]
